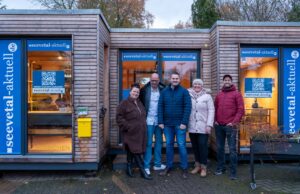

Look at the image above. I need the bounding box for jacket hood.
[222,84,236,92]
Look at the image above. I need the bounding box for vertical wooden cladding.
[97,18,111,160]
[214,24,300,153]
[109,49,120,147]
[110,31,210,48]
[217,25,300,91]
[109,30,211,147]
[0,13,109,163]
[209,27,219,97]
[201,49,211,89]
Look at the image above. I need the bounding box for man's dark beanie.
[223,74,232,81]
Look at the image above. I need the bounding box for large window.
[121,50,200,143]
[121,52,158,99]
[121,51,199,99]
[161,52,197,88]
[239,48,278,150]
[27,40,72,153]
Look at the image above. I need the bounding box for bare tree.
[174,18,193,29]
[216,0,241,21]
[216,0,293,22]
[33,0,77,9]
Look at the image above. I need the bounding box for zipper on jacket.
[134,101,142,115]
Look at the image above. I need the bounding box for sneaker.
[230,174,237,180]
[182,169,188,179]
[159,168,171,176]
[153,164,166,171]
[214,169,226,176]
[145,168,151,175]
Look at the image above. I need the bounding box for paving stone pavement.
[256,180,300,194]
[0,161,299,194]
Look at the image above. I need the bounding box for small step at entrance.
[113,154,195,170]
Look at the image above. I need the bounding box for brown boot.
[200,164,207,177]
[190,162,201,174]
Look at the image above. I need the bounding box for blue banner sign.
[27,40,72,51]
[162,53,197,61]
[0,40,22,154]
[283,48,300,135]
[244,78,273,98]
[122,52,157,61]
[122,89,130,99]
[33,71,65,94]
[241,48,278,58]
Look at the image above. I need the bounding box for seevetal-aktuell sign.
[0,40,22,154]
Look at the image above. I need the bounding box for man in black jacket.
[139,73,166,176]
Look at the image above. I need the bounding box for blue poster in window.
[283,48,300,135]
[122,89,130,99]
[244,78,273,98]
[122,52,157,61]
[0,40,22,154]
[27,40,72,51]
[162,53,197,61]
[33,71,65,94]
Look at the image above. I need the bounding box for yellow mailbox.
[78,118,92,138]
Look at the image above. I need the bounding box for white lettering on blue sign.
[286,57,297,134]
[2,52,15,153]
[28,42,70,50]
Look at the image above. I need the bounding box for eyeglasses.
[151,80,159,82]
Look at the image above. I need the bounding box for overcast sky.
[2,0,193,28]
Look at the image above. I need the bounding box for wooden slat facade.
[0,10,110,167]
[210,22,300,153]
[1,10,300,167]
[214,22,300,92]
[109,30,211,147]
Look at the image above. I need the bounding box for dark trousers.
[215,125,237,176]
[126,146,144,169]
[189,133,209,165]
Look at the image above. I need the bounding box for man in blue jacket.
[158,72,192,179]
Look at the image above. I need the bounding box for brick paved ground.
[1,160,300,194]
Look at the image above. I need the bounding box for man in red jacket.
[214,74,244,180]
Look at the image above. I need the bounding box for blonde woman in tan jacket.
[188,79,215,177]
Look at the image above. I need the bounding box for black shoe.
[182,169,188,179]
[133,154,152,180]
[159,168,171,176]
[126,163,134,177]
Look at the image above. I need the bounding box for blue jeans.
[143,125,164,169]
[164,126,188,170]
[215,125,238,176]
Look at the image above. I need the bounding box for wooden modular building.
[0,10,110,170]
[0,9,300,170]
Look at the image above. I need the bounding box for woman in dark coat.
[116,83,152,180]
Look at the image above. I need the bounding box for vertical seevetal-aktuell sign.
[283,48,300,135]
[0,40,22,154]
